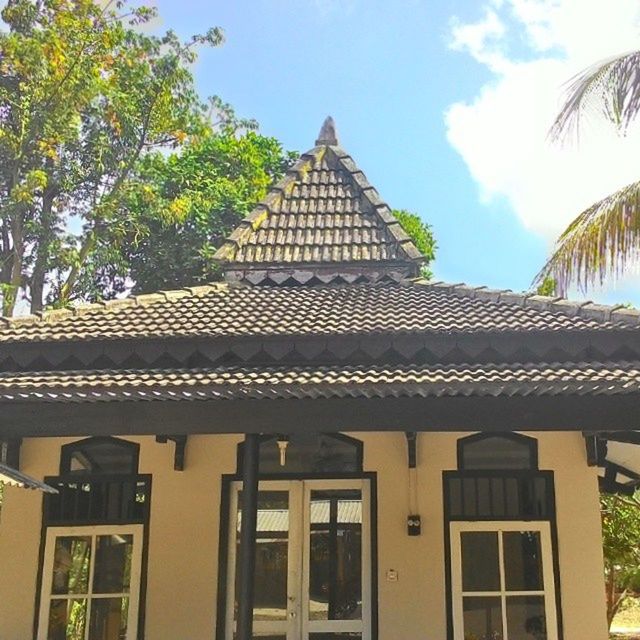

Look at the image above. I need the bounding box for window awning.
[0,462,57,493]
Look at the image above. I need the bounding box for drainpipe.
[236,433,260,640]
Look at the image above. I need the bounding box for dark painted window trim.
[215,471,378,640]
[442,466,564,640]
[457,432,539,470]
[60,435,140,475]
[34,435,149,640]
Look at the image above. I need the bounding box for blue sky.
[155,0,640,304]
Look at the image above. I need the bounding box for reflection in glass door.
[226,480,371,640]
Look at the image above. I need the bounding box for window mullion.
[85,534,97,640]
[498,530,508,640]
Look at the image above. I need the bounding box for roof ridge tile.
[1,281,233,330]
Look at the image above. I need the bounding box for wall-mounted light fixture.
[277,435,290,467]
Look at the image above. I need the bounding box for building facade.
[1,118,639,640]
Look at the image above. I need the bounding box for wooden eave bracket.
[583,433,607,467]
[156,435,187,471]
[406,432,417,469]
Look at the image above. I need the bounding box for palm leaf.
[535,178,640,294]
[550,50,640,140]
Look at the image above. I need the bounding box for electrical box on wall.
[407,514,421,536]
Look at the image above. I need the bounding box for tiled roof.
[0,281,634,344]
[1,361,639,402]
[213,117,423,283]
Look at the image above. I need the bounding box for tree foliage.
[112,129,296,294]
[535,275,557,297]
[537,50,640,294]
[0,1,437,313]
[601,491,640,628]
[392,209,436,279]
[0,0,222,315]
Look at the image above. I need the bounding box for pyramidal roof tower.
[214,117,425,285]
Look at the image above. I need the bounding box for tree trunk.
[606,565,628,630]
[606,567,615,628]
[30,184,56,314]
[0,219,12,288]
[3,212,24,317]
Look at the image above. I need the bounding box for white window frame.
[37,524,144,640]
[450,520,559,640]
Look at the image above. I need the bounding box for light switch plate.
[386,569,398,582]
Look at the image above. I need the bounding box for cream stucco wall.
[0,431,608,640]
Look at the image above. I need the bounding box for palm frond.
[550,50,640,141]
[535,178,640,294]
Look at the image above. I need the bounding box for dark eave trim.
[3,326,640,372]
[1,393,640,438]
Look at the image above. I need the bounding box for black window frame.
[35,436,150,640]
[444,432,563,640]
[60,435,140,476]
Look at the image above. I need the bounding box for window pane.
[93,535,133,593]
[236,491,289,622]
[462,479,478,518]
[89,597,129,640]
[463,596,503,640]
[252,433,361,474]
[66,439,137,475]
[461,532,500,592]
[51,537,92,595]
[462,436,533,470]
[47,598,87,640]
[506,596,547,640]
[504,531,544,591]
[309,490,362,621]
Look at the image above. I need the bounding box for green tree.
[90,155,433,297]
[392,209,437,279]
[601,491,640,628]
[105,127,296,294]
[536,51,640,293]
[0,0,222,315]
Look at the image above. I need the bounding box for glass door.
[225,479,371,640]
[226,481,302,640]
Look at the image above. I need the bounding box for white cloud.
[450,8,508,72]
[446,0,640,242]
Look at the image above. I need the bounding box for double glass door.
[225,479,372,640]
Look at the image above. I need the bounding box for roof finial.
[316,116,338,146]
